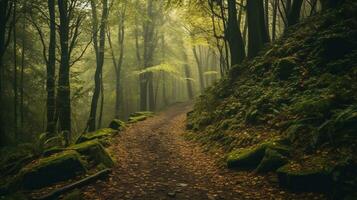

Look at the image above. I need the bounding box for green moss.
[108,119,126,131]
[70,140,114,168]
[76,128,116,144]
[130,111,154,118]
[128,111,154,123]
[19,150,86,189]
[255,148,288,173]
[227,140,290,169]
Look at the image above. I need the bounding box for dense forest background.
[0,0,335,146]
[1,0,356,199]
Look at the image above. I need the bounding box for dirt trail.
[82,103,325,200]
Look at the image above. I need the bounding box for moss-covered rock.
[130,111,154,118]
[255,148,288,173]
[19,150,86,189]
[227,145,266,169]
[227,140,290,169]
[108,119,126,131]
[76,128,116,144]
[276,158,334,192]
[128,111,154,123]
[70,140,114,168]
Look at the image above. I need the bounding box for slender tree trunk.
[193,46,204,93]
[97,73,104,128]
[13,0,18,138]
[265,0,271,40]
[57,0,71,134]
[20,17,25,131]
[183,48,193,99]
[88,0,109,132]
[46,0,56,134]
[272,0,278,41]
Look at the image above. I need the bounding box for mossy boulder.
[273,57,298,80]
[128,111,154,123]
[276,158,334,192]
[70,140,114,168]
[108,119,126,131]
[227,140,290,169]
[19,150,86,190]
[255,148,288,173]
[76,128,116,144]
[227,145,266,169]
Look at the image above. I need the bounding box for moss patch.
[227,140,290,169]
[76,128,116,144]
[128,111,154,123]
[19,150,86,190]
[70,140,114,168]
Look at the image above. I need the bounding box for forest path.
[81,103,324,200]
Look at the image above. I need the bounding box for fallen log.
[32,168,111,200]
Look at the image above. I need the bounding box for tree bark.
[226,0,245,69]
[287,0,304,27]
[247,0,270,58]
[13,0,18,138]
[46,0,56,134]
[193,46,205,93]
[57,0,72,134]
[0,0,12,145]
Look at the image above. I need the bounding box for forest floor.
[81,103,326,200]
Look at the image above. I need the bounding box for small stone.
[177,183,188,187]
[167,192,176,197]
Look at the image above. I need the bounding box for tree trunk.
[272,0,278,41]
[57,0,72,134]
[20,17,25,131]
[0,0,12,145]
[287,0,304,27]
[88,0,109,132]
[226,0,246,68]
[193,46,205,93]
[247,0,270,58]
[46,0,56,134]
[13,0,18,138]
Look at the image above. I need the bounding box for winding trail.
[82,103,325,200]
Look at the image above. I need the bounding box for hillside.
[186,1,357,199]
